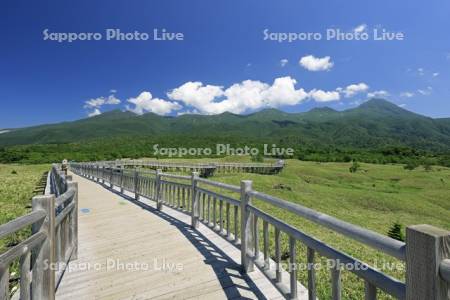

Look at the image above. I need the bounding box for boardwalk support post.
[240,180,254,273]
[156,169,163,210]
[191,171,199,228]
[406,224,450,300]
[32,194,56,300]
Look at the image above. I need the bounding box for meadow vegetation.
[156,157,450,299]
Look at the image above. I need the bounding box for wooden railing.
[0,165,78,300]
[71,163,450,300]
[86,159,285,177]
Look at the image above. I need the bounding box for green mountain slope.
[0,99,449,152]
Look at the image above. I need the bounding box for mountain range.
[1,99,449,152]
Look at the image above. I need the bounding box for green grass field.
[153,157,450,299]
[0,164,49,295]
[0,164,49,252]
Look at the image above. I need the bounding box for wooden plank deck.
[56,173,288,299]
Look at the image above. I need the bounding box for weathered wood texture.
[406,225,450,300]
[56,173,286,299]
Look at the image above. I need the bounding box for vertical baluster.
[275,227,282,283]
[207,195,211,225]
[20,251,31,299]
[165,183,169,205]
[226,202,230,239]
[219,199,223,233]
[331,262,341,300]
[263,221,269,269]
[0,267,10,300]
[197,192,202,219]
[253,216,259,260]
[364,281,377,300]
[202,193,206,221]
[165,184,169,204]
[307,247,316,300]
[65,214,70,260]
[289,236,297,300]
[187,188,191,211]
[170,184,173,205]
[55,224,61,266]
[69,181,78,260]
[191,172,199,228]
[234,205,239,242]
[182,187,186,209]
[173,184,176,207]
[60,220,65,264]
[177,185,180,208]
[213,196,217,230]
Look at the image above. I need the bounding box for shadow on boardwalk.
[103,182,268,300]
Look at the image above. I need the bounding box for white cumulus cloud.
[309,89,340,102]
[338,83,369,98]
[262,77,308,107]
[126,91,181,115]
[168,76,309,114]
[299,55,334,71]
[367,90,389,98]
[280,59,288,67]
[84,95,121,108]
[400,92,414,98]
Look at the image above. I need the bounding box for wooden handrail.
[71,162,450,300]
[0,164,78,300]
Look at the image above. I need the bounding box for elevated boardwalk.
[97,159,285,177]
[3,164,449,300]
[56,173,286,299]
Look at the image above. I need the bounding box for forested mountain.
[1,99,449,150]
[1,99,449,164]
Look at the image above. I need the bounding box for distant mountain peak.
[352,98,417,117]
[360,98,399,108]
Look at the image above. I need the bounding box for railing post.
[134,168,139,200]
[191,172,199,228]
[31,194,55,300]
[240,180,254,273]
[156,169,163,210]
[120,167,124,194]
[406,224,450,300]
[109,168,113,189]
[67,181,78,260]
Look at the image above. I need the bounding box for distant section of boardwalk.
[98,159,285,177]
[56,173,284,299]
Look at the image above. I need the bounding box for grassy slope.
[0,164,49,252]
[155,157,450,299]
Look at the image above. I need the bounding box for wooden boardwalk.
[56,173,286,299]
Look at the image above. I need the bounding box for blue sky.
[1,0,449,128]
